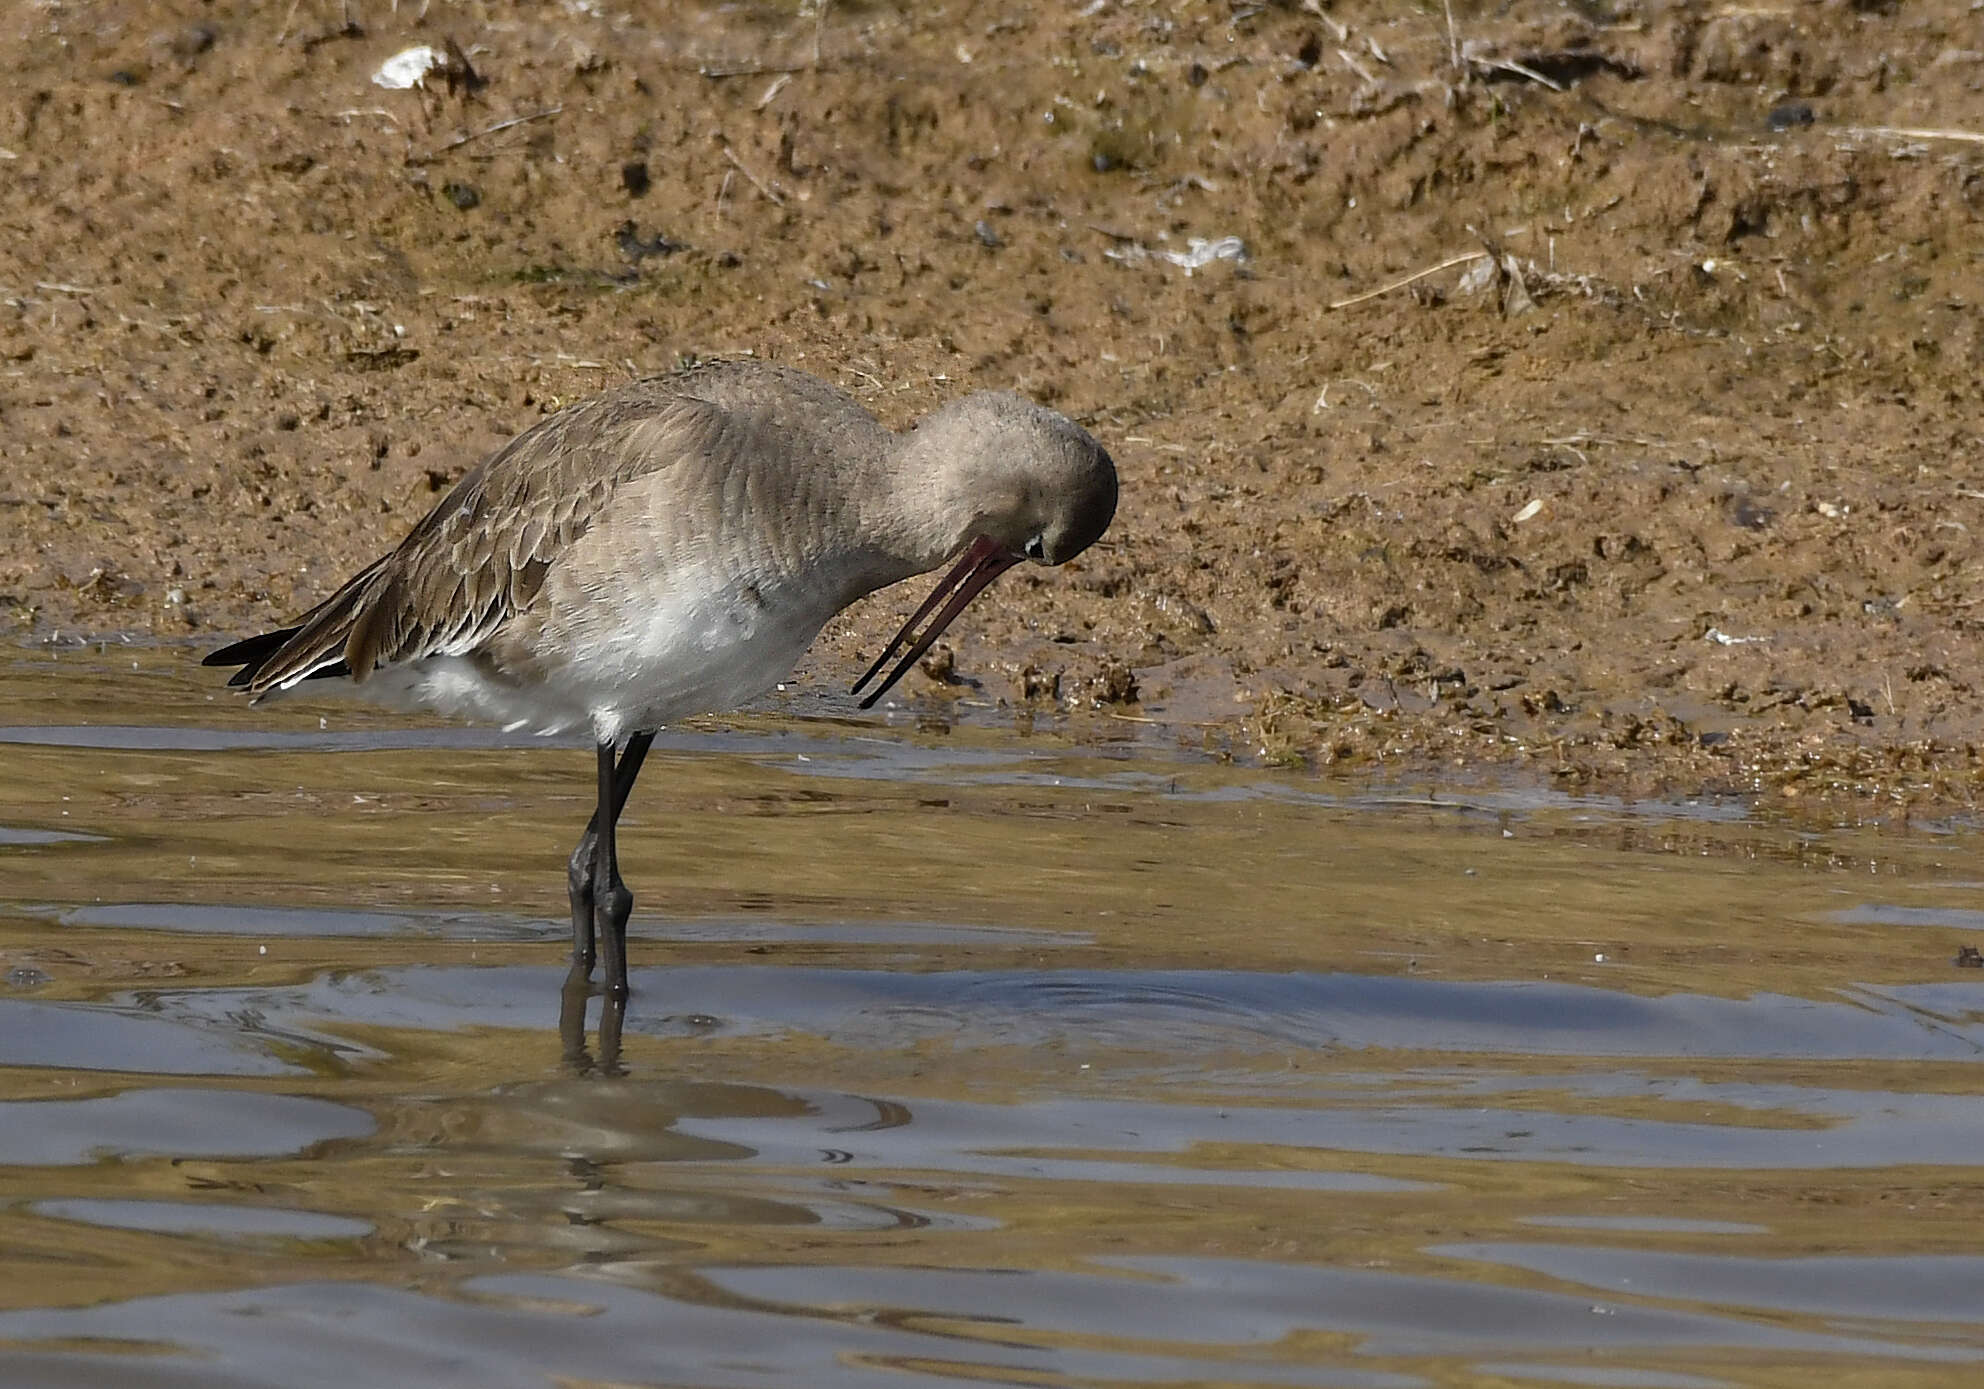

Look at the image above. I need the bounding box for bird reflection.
[560,966,626,1077]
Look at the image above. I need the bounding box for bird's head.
[856,392,1120,707]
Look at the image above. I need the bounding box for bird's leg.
[566,821,600,979]
[591,732,652,1002]
[596,989,626,1075]
[565,733,654,979]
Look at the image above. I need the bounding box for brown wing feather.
[236,384,731,695]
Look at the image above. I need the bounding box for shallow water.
[2,646,1983,1387]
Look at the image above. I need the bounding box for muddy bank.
[4,0,1983,807]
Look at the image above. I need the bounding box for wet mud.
[4,0,1984,807]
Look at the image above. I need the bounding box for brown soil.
[5,0,1984,808]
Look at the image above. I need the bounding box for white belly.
[348,564,841,743]
[573,570,835,738]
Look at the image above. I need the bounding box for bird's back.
[207,360,895,718]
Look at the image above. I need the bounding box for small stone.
[1767,102,1815,131]
[443,182,481,211]
[1017,664,1061,701]
[166,23,217,58]
[918,644,958,684]
[1088,661,1139,705]
[615,222,685,261]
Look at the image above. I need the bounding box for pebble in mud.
[615,222,685,261]
[1767,102,1816,131]
[1087,661,1140,706]
[917,644,959,685]
[160,24,217,60]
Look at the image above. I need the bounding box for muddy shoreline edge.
[6,0,1983,814]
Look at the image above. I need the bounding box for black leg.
[566,829,598,977]
[596,988,626,1075]
[591,733,651,1001]
[565,732,654,977]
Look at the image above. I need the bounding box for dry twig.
[1840,124,1984,145]
[1327,252,1489,310]
[756,74,792,110]
[412,105,563,163]
[1470,54,1564,92]
[721,145,785,206]
[699,60,813,79]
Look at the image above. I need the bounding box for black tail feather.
[203,626,352,689]
[204,627,299,672]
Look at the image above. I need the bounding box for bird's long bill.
[851,534,1022,709]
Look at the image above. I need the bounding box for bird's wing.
[236,386,732,694]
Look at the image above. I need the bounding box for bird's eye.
[1024,535,1046,562]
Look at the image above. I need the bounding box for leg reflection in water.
[560,967,626,1077]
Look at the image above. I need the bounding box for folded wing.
[205,387,731,697]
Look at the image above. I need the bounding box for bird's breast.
[567,561,840,727]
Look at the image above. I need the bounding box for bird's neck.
[863,421,976,576]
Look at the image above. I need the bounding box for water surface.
[2,646,1983,1386]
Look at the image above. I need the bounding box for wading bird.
[206,360,1118,1018]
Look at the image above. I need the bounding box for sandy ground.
[4,0,1984,808]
